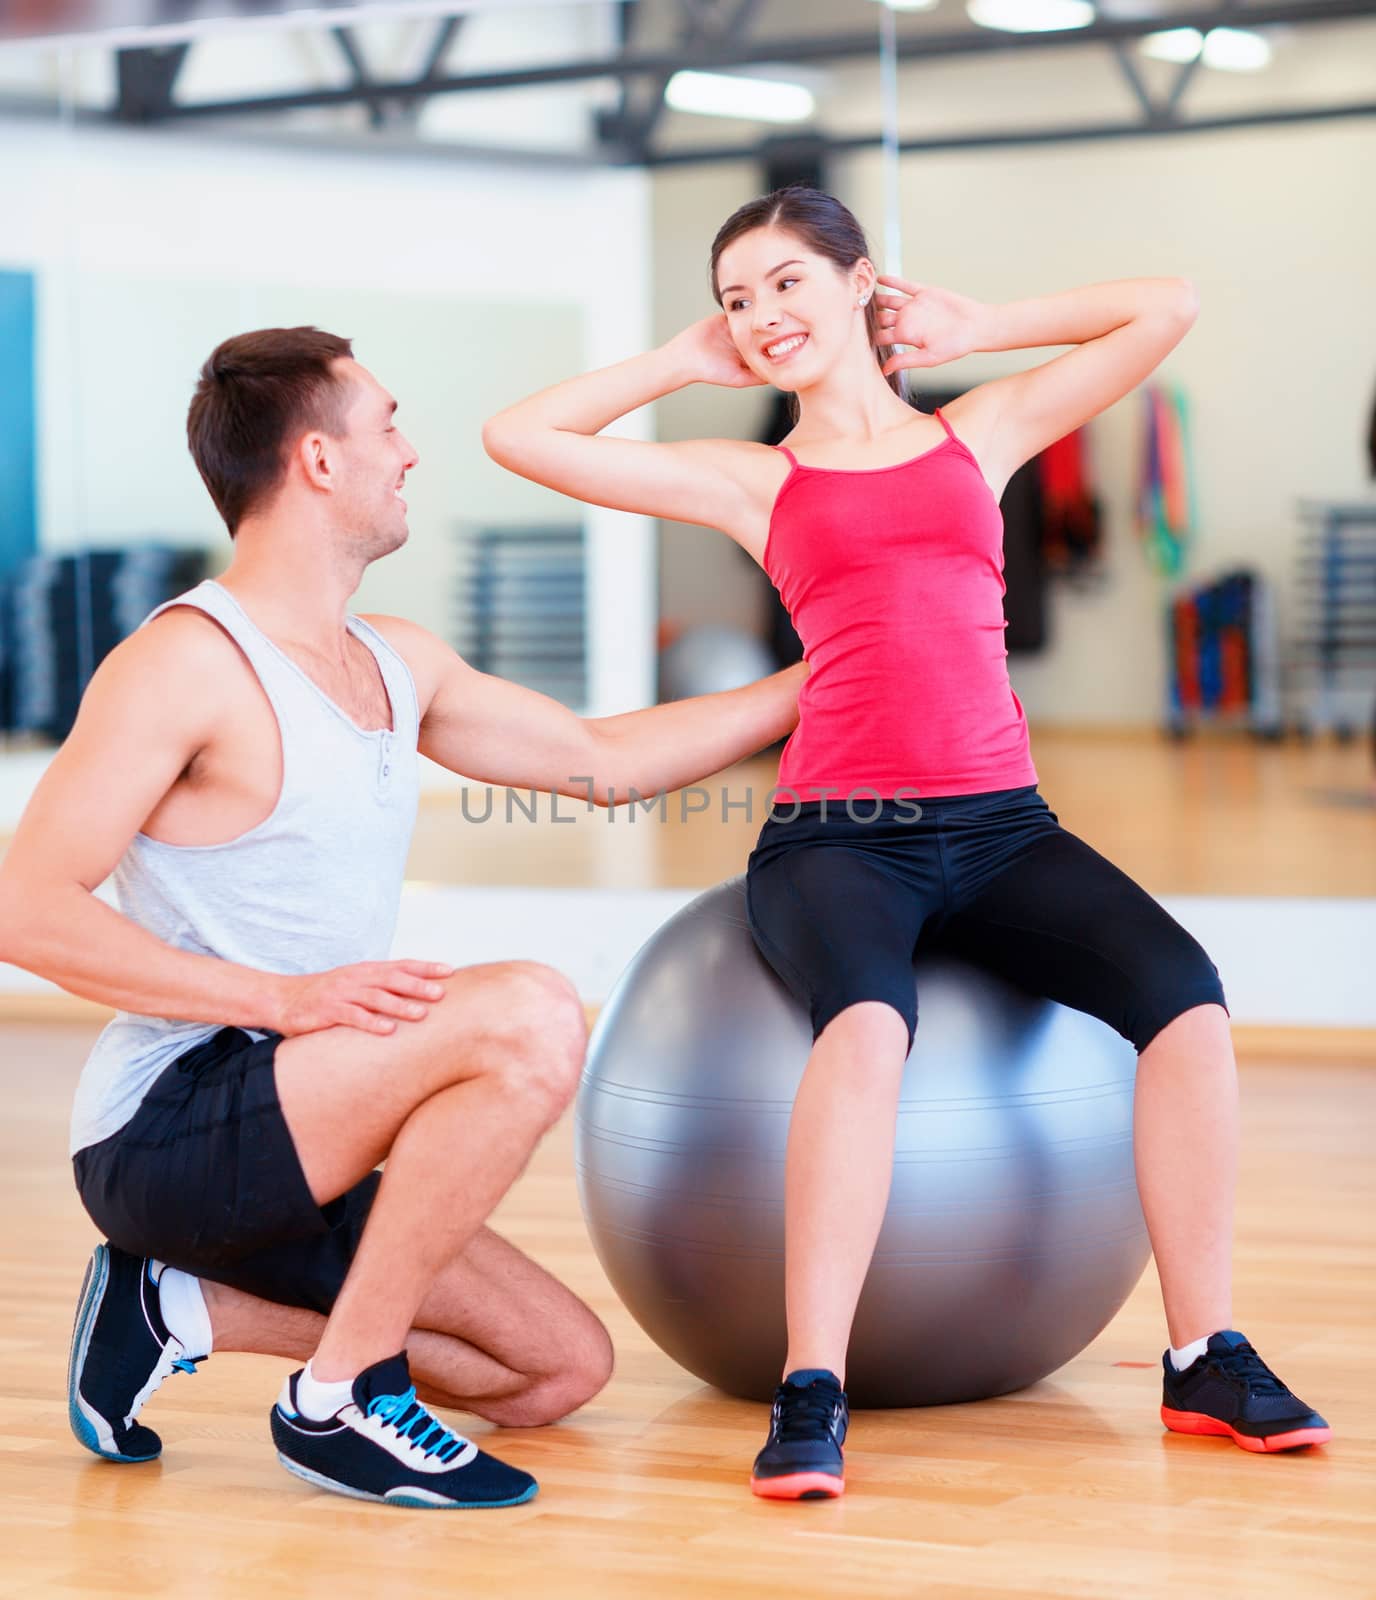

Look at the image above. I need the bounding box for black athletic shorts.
[746,784,1229,1055]
[72,1027,380,1314]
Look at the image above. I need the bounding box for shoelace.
[366,1386,470,1463]
[119,1349,203,1430]
[1211,1342,1289,1397]
[774,1384,842,1443]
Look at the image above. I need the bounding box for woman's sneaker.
[67,1243,205,1462]
[1161,1330,1332,1453]
[750,1369,848,1500]
[270,1351,538,1509]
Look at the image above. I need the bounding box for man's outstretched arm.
[366,614,806,806]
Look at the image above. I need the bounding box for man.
[0,327,805,1511]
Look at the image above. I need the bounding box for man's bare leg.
[202,1223,614,1428]
[270,957,590,1384]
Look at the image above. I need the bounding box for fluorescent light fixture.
[665,69,815,124]
[966,0,1094,31]
[1141,27,1205,63]
[1095,0,1168,16]
[1142,26,1273,71]
[867,0,940,11]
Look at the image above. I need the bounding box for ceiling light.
[966,0,1095,31]
[665,69,815,124]
[1094,0,1168,16]
[867,1,940,12]
[1141,26,1273,71]
[1142,27,1205,63]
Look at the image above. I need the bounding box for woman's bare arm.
[876,276,1197,499]
[482,318,784,563]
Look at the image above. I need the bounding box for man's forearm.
[978,277,1196,353]
[587,661,807,803]
[0,882,286,1027]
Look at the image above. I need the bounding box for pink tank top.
[764,407,1037,802]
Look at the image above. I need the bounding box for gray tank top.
[69,579,421,1156]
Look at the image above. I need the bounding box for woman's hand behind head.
[663,314,769,390]
[874,279,988,374]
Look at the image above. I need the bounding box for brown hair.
[708,186,904,413]
[186,326,355,536]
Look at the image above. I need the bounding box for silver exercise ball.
[574,876,1151,1409]
[659,624,778,702]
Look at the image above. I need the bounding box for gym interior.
[0,1,1372,1595]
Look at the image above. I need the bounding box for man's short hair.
[187,326,354,536]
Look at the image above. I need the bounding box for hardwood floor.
[2,1024,1372,1599]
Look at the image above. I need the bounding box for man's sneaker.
[750,1369,848,1500]
[1161,1330,1332,1453]
[270,1351,538,1509]
[67,1243,204,1462]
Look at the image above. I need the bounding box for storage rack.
[452,524,587,709]
[1165,567,1282,739]
[0,545,207,742]
[1287,499,1376,740]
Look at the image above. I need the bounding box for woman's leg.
[931,823,1236,1347]
[747,834,935,1386]
[782,999,912,1383]
[1133,1001,1236,1347]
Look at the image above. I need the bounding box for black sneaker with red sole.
[750,1369,848,1500]
[1161,1330,1331,1453]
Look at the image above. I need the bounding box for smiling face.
[329,359,420,560]
[714,223,873,390]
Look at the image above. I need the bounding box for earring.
[858,292,871,307]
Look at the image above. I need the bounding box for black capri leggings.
[745,784,1228,1055]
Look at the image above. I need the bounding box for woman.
[483,186,1330,1499]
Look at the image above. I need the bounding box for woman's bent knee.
[1136,997,1231,1056]
[815,996,915,1058]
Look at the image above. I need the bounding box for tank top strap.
[141,579,292,689]
[933,406,956,441]
[774,443,799,468]
[139,578,299,735]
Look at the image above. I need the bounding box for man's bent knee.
[479,962,586,1122]
[492,1319,615,1428]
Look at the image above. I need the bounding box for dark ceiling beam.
[608,0,642,131]
[1163,52,1207,119]
[147,0,1376,122]
[394,13,466,130]
[330,27,387,129]
[1108,41,1160,125]
[418,14,464,83]
[598,0,765,163]
[643,95,1376,167]
[113,42,190,123]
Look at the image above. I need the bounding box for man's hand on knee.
[272,959,457,1037]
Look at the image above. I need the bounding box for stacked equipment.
[0,546,208,741]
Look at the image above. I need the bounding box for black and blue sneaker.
[751,1368,848,1500]
[1161,1330,1332,1453]
[270,1351,538,1509]
[67,1243,204,1462]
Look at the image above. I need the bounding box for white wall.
[651,91,1376,727]
[2,880,1371,1028]
[0,112,657,716]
